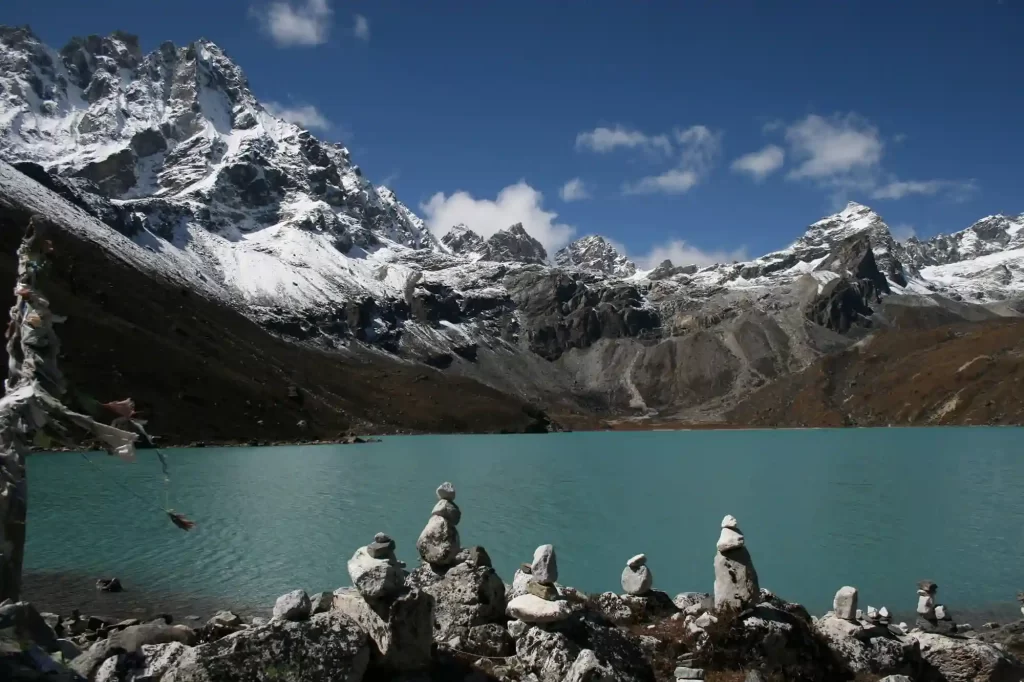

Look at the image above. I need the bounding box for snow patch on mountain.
[554,235,636,278]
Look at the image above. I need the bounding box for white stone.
[627,553,647,569]
[935,604,949,621]
[675,666,705,679]
[716,527,745,552]
[866,606,879,622]
[621,565,653,596]
[917,594,936,618]
[505,594,571,623]
[898,622,908,633]
[833,586,858,620]
[416,515,460,565]
[721,515,739,529]
[879,606,890,620]
[436,481,455,501]
[531,544,558,584]
[348,545,405,598]
[694,612,717,628]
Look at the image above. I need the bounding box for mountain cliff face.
[1,26,1022,430]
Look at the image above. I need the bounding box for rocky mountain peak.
[441,224,485,255]
[554,235,636,278]
[900,213,1024,269]
[480,223,547,264]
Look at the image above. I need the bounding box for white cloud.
[575,125,673,155]
[559,177,590,202]
[870,179,977,201]
[264,102,332,131]
[785,113,884,181]
[353,14,370,41]
[731,145,785,181]
[891,224,917,242]
[636,239,748,269]
[253,0,332,47]
[623,169,699,195]
[420,181,575,255]
[620,124,721,195]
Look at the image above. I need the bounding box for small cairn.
[713,514,760,611]
[506,544,570,624]
[833,586,858,620]
[334,532,434,671]
[415,482,461,567]
[621,554,653,596]
[916,580,956,634]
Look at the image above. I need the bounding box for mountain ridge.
[2,25,1022,431]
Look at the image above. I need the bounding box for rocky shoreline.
[4,482,1024,682]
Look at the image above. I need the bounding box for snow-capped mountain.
[555,235,636,278]
[2,26,1022,422]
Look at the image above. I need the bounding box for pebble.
[721,515,739,529]
[526,580,559,601]
[621,564,653,596]
[436,481,456,501]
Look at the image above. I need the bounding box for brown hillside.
[727,319,1024,427]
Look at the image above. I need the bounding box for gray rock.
[621,565,653,596]
[716,527,745,552]
[465,623,514,658]
[0,600,58,652]
[694,612,717,628]
[251,617,268,627]
[506,594,571,623]
[456,545,492,568]
[367,541,394,559]
[273,589,311,621]
[373,532,393,544]
[721,514,739,529]
[161,612,370,682]
[814,613,923,676]
[93,641,190,682]
[673,592,712,612]
[744,672,768,682]
[206,611,242,627]
[331,587,434,671]
[55,638,82,661]
[910,631,1024,682]
[348,545,405,598]
[531,544,558,584]
[431,498,462,524]
[674,667,705,679]
[416,515,460,566]
[310,591,334,614]
[422,561,507,641]
[626,553,647,570]
[507,568,533,600]
[72,623,196,680]
[436,481,456,501]
[714,546,760,611]
[833,586,859,620]
[590,591,636,625]
[565,649,615,682]
[516,627,579,682]
[878,676,913,682]
[867,605,880,622]
[508,619,529,639]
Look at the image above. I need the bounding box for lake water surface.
[24,428,1024,619]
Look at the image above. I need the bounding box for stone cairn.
[916,580,956,634]
[832,585,893,632]
[415,482,461,568]
[713,514,760,611]
[506,544,571,624]
[333,532,434,671]
[621,554,653,596]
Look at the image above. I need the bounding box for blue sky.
[5,0,1023,265]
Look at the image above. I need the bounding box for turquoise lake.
[23,428,1024,619]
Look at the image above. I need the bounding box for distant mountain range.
[1,25,1022,436]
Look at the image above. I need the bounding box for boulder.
[564,648,616,682]
[507,568,533,600]
[96,578,123,593]
[814,613,922,677]
[516,627,580,682]
[348,545,405,598]
[0,600,58,652]
[833,586,859,620]
[508,619,529,639]
[161,612,370,682]
[455,545,492,568]
[416,515,460,566]
[206,611,242,628]
[331,587,434,671]
[878,676,913,682]
[464,623,514,658]
[531,544,558,584]
[590,592,636,625]
[622,564,653,596]
[674,593,713,612]
[72,623,196,680]
[422,561,507,641]
[620,591,679,622]
[273,589,311,622]
[310,591,333,614]
[507,594,572,624]
[910,631,1024,682]
[714,547,760,611]
[93,641,190,682]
